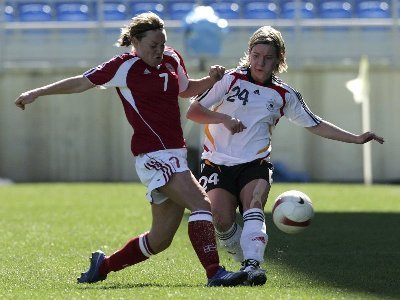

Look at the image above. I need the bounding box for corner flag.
[345,55,369,104]
[345,56,372,185]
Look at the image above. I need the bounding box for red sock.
[188,211,220,279]
[99,233,154,276]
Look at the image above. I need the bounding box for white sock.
[241,208,268,264]
[215,223,244,262]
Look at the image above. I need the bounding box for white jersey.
[194,67,322,166]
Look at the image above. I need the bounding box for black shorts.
[198,158,274,198]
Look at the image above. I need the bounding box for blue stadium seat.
[56,2,92,21]
[318,1,353,18]
[168,1,196,20]
[281,1,316,19]
[4,2,15,22]
[18,2,52,22]
[355,1,390,18]
[103,1,128,21]
[356,1,391,33]
[243,1,279,19]
[129,2,165,19]
[210,2,241,19]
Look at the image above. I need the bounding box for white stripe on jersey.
[164,48,189,93]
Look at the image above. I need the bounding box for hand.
[222,116,247,134]
[15,90,39,110]
[209,65,225,82]
[358,131,385,144]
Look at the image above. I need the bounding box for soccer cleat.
[207,267,248,287]
[77,250,107,284]
[241,259,267,286]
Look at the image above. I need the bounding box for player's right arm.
[15,75,95,110]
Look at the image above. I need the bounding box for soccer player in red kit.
[14,12,247,287]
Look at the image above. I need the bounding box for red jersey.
[84,47,189,155]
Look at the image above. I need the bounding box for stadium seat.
[280,1,316,19]
[102,1,128,21]
[318,0,353,18]
[56,2,92,21]
[4,3,15,22]
[129,2,165,19]
[355,1,391,18]
[210,2,241,19]
[168,1,196,20]
[243,1,279,19]
[18,2,52,22]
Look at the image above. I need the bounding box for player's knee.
[246,187,267,210]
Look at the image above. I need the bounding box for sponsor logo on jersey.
[143,69,151,75]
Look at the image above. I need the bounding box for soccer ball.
[272,190,314,234]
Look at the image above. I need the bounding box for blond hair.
[117,12,165,47]
[239,26,287,74]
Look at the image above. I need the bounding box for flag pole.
[345,55,372,185]
[361,82,372,185]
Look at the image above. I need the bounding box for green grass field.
[0,183,399,300]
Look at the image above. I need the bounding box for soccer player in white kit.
[187,25,384,286]
[14,12,248,287]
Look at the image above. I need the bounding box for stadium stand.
[167,1,196,20]
[18,2,52,22]
[210,1,241,19]
[55,2,92,21]
[280,1,316,19]
[243,1,279,19]
[318,0,353,18]
[129,1,165,19]
[1,0,399,68]
[355,0,391,18]
[102,1,127,20]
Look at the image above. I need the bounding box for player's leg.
[102,199,184,272]
[208,188,244,263]
[199,160,244,262]
[77,199,184,284]
[239,178,270,286]
[159,170,247,286]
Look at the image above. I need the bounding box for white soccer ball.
[272,190,314,234]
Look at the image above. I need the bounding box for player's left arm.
[179,65,225,98]
[186,100,246,134]
[306,120,385,144]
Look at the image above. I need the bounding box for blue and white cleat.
[207,267,247,287]
[77,250,107,284]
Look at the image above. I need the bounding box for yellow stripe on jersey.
[204,124,215,149]
[256,143,271,155]
[203,102,225,150]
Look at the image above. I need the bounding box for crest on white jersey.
[266,100,275,112]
